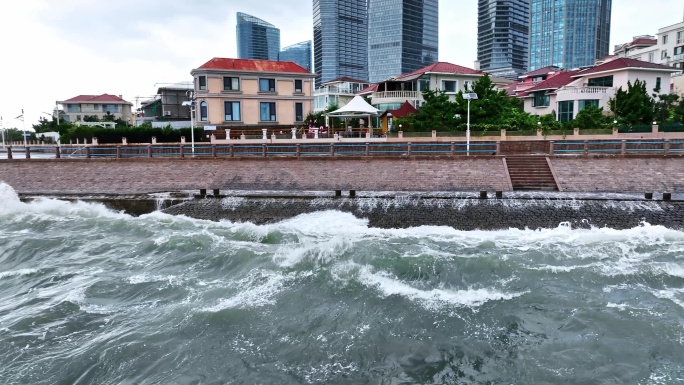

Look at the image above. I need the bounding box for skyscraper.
[236,12,281,61]
[280,41,313,72]
[529,0,612,71]
[367,0,439,83]
[313,0,368,87]
[477,0,529,80]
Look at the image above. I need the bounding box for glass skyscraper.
[313,0,368,87]
[367,0,439,83]
[236,12,281,61]
[477,0,529,80]
[529,0,612,71]
[279,41,313,72]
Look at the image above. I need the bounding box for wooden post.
[664,139,670,155]
[55,146,61,159]
[262,144,267,157]
[621,140,627,155]
[229,144,234,158]
[25,146,31,159]
[296,144,301,157]
[583,140,589,156]
[116,146,121,159]
[6,147,11,159]
[450,141,455,155]
[147,145,152,158]
[180,145,185,159]
[86,146,91,159]
[365,142,369,156]
[407,142,412,156]
[212,145,217,157]
[330,143,335,157]
[549,141,554,155]
[496,141,501,156]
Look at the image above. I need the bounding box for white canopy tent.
[324,95,380,133]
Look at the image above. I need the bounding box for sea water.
[0,182,682,384]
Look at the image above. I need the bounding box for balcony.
[670,53,684,63]
[371,91,422,100]
[314,87,358,95]
[556,86,614,95]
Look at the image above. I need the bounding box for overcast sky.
[1,0,683,130]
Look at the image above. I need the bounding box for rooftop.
[522,70,582,94]
[324,76,369,85]
[195,58,311,74]
[61,94,131,104]
[395,62,483,80]
[573,58,680,77]
[519,66,562,79]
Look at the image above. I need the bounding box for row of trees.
[395,74,684,133]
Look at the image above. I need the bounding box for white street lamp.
[183,90,196,154]
[462,93,478,156]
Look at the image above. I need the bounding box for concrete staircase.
[505,156,559,191]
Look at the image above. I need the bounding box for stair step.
[505,156,558,191]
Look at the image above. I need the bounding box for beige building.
[190,58,315,128]
[57,94,133,123]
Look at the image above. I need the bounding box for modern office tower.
[313,0,368,87]
[477,0,529,80]
[367,0,439,83]
[236,12,281,61]
[280,41,313,72]
[529,0,612,71]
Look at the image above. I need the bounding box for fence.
[3,140,683,160]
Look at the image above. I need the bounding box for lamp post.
[183,90,195,154]
[0,117,4,148]
[462,93,478,156]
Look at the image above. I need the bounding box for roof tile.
[395,62,482,80]
[63,94,130,103]
[574,57,679,77]
[197,58,311,74]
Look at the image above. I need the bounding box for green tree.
[571,106,610,130]
[453,74,523,127]
[608,79,655,125]
[653,93,680,123]
[409,89,459,132]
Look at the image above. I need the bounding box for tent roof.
[326,95,380,115]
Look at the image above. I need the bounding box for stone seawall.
[2,156,684,195]
[162,196,684,230]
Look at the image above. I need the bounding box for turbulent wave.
[0,182,683,384]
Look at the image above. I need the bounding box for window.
[294,80,303,93]
[259,78,276,92]
[587,76,613,87]
[678,31,684,44]
[662,34,669,44]
[578,100,599,111]
[463,81,473,91]
[76,115,81,121]
[656,77,662,91]
[260,102,276,121]
[200,101,208,121]
[223,77,239,91]
[661,50,668,59]
[417,79,430,91]
[648,52,654,62]
[198,76,206,91]
[532,91,549,107]
[224,101,240,121]
[441,80,457,93]
[558,101,574,122]
[102,105,119,113]
[295,102,303,122]
[93,104,100,110]
[67,104,81,113]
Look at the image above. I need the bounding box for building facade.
[529,0,612,71]
[614,21,684,71]
[280,41,313,72]
[190,58,315,128]
[313,0,368,87]
[313,77,370,112]
[56,94,133,123]
[140,86,193,123]
[367,0,439,83]
[520,58,680,121]
[477,0,529,80]
[237,12,280,61]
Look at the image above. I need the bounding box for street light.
[183,90,196,154]
[462,93,478,156]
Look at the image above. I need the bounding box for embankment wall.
[1,156,684,194]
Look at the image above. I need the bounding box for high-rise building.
[529,0,612,71]
[236,12,280,61]
[313,0,368,87]
[477,0,529,80]
[280,41,313,72]
[367,0,439,84]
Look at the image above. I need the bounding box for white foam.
[358,267,526,310]
[0,268,40,279]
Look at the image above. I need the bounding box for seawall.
[161,194,684,230]
[2,156,684,194]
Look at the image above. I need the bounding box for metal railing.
[371,91,421,100]
[556,86,614,95]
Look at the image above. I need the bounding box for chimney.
[119,95,122,99]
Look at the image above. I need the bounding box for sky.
[0,0,683,130]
